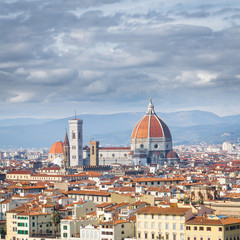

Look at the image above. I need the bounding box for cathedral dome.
[166,150,179,159]
[49,141,63,154]
[131,98,171,140]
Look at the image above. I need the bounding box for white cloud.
[176,71,218,87]
[9,92,35,103]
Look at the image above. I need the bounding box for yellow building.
[185,215,240,240]
[6,209,53,240]
[136,206,193,240]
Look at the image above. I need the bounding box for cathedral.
[48,99,179,167]
[130,98,179,166]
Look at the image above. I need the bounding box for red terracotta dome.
[131,99,171,139]
[166,150,179,159]
[49,141,63,154]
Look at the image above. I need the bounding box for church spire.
[63,129,69,146]
[146,97,155,115]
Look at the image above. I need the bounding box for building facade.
[136,206,193,240]
[185,215,240,240]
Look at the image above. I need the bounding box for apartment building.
[185,215,240,240]
[68,190,111,204]
[136,206,193,240]
[6,211,53,240]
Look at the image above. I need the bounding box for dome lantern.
[146,97,155,115]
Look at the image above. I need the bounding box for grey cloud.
[0,0,240,115]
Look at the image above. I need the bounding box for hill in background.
[0,110,240,149]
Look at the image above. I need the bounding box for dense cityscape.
[0,100,240,240]
[1,1,240,240]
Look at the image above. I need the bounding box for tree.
[0,226,6,239]
[51,211,62,236]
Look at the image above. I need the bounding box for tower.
[90,141,99,166]
[69,117,83,166]
[62,130,70,168]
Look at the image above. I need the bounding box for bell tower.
[69,117,83,166]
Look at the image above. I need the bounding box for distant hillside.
[0,111,240,149]
[0,118,53,127]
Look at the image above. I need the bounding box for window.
[165,223,169,230]
[181,224,184,230]
[138,232,141,238]
[72,132,75,139]
[173,215,176,220]
[194,237,196,240]
[63,225,67,230]
[180,216,184,220]
[165,215,169,220]
[158,223,162,229]
[63,233,68,238]
[207,227,211,231]
[17,230,28,235]
[173,234,176,240]
[187,237,190,240]
[166,233,169,240]
[145,233,148,239]
[226,227,229,231]
[144,214,147,219]
[151,222,155,229]
[199,227,204,231]
[173,223,176,230]
[121,231,124,234]
[186,226,191,230]
[158,233,162,240]
[32,222,35,227]
[158,214,161,219]
[144,222,148,228]
[152,214,154,219]
[152,233,155,239]
[219,227,222,232]
[194,226,197,231]
[138,222,141,228]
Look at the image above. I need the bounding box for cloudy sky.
[1,0,240,119]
